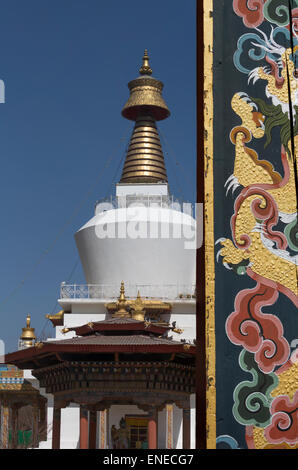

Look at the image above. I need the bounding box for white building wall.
[190,394,196,449]
[172,404,183,449]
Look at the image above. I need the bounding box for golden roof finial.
[20,314,36,346]
[113,281,130,317]
[131,290,146,321]
[139,49,152,75]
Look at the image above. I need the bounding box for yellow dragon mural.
[216,3,298,449]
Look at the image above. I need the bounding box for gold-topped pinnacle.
[131,291,146,321]
[120,51,170,183]
[139,49,152,75]
[20,314,36,347]
[113,281,130,318]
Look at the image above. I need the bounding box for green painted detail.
[232,350,279,427]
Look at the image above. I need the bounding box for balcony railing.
[60,283,196,301]
[94,195,194,214]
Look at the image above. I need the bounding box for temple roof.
[49,333,181,347]
[5,307,194,370]
[5,315,195,370]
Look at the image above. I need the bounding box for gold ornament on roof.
[46,309,65,327]
[105,282,172,320]
[130,291,146,321]
[20,314,36,347]
[113,281,130,318]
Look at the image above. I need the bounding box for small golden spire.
[139,49,152,75]
[113,281,130,317]
[131,290,146,321]
[20,314,36,347]
[120,51,170,183]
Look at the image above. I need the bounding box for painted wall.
[209,0,297,450]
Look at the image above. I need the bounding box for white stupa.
[26,50,197,449]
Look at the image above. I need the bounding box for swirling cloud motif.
[216,435,241,449]
[233,27,295,74]
[264,392,298,444]
[233,0,266,28]
[264,0,298,27]
[287,8,298,36]
[226,280,290,373]
[233,350,278,427]
[234,32,271,74]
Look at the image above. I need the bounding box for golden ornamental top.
[20,314,36,343]
[139,49,152,75]
[121,50,170,122]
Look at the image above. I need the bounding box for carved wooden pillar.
[39,400,47,442]
[10,405,19,449]
[148,408,158,449]
[52,400,61,450]
[88,410,97,449]
[182,407,191,449]
[32,404,39,448]
[80,406,89,449]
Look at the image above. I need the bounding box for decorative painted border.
[203,0,216,449]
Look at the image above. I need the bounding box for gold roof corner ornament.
[20,314,36,347]
[46,309,65,327]
[120,50,170,184]
[139,49,152,76]
[172,327,184,335]
[35,342,44,349]
[61,327,70,334]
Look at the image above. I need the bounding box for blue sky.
[0,0,196,352]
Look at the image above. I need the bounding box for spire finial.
[113,281,130,317]
[19,314,36,349]
[139,49,152,75]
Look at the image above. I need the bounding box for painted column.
[148,409,158,449]
[10,405,18,449]
[79,406,89,449]
[0,401,10,449]
[166,404,173,449]
[88,410,97,449]
[182,408,191,449]
[99,409,107,449]
[52,402,61,450]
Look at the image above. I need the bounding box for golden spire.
[112,281,130,318]
[139,49,152,75]
[20,314,36,347]
[120,50,170,184]
[131,291,146,321]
